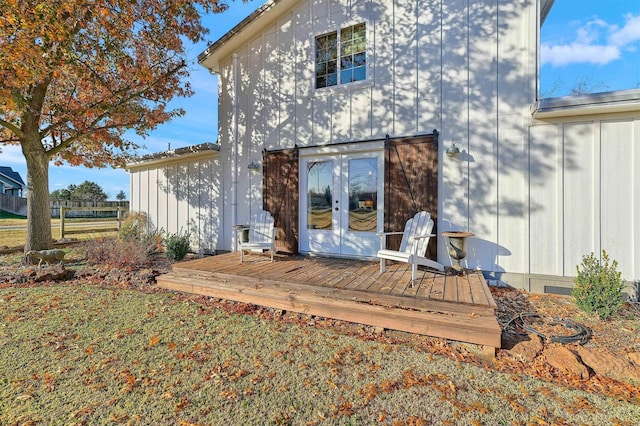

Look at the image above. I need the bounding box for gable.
[201,0,551,75]
[199,0,299,73]
[0,166,25,187]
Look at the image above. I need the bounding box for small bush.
[119,211,148,241]
[165,231,190,262]
[572,250,624,320]
[85,236,163,269]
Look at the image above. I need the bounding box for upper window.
[315,23,366,89]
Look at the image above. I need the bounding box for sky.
[540,0,640,97]
[1,0,638,201]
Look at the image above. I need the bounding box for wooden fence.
[59,206,125,238]
[0,193,27,216]
[51,200,129,218]
[0,195,130,218]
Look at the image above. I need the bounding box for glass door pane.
[307,160,333,230]
[348,158,377,232]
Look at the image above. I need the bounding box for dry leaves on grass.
[1,250,639,424]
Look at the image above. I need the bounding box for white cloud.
[609,14,640,47]
[541,43,621,67]
[575,18,608,44]
[542,13,640,67]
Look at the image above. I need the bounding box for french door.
[299,151,383,257]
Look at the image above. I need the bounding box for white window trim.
[312,20,373,97]
[298,140,385,157]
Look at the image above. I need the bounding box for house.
[129,0,639,298]
[0,166,25,197]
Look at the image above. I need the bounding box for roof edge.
[0,167,25,186]
[0,173,24,186]
[531,89,640,119]
[540,0,555,26]
[198,0,278,64]
[126,142,220,170]
[198,0,300,73]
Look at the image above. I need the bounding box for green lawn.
[1,285,638,425]
[0,210,26,220]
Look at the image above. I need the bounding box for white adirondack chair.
[377,211,444,284]
[237,210,277,262]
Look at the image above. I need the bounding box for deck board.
[457,274,475,305]
[345,264,379,291]
[426,274,446,301]
[160,253,501,349]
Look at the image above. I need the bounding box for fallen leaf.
[148,335,160,348]
[15,393,33,401]
[338,400,354,416]
[219,389,238,400]
[175,398,190,412]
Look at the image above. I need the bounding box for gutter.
[126,142,220,170]
[198,0,302,73]
[531,89,640,119]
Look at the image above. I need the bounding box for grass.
[0,218,119,248]
[1,284,639,425]
[0,217,28,227]
[0,210,25,220]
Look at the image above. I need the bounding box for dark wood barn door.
[384,134,439,259]
[263,150,299,254]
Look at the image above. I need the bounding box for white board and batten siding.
[528,114,639,294]
[211,0,539,281]
[216,0,449,151]
[194,0,639,295]
[128,148,223,255]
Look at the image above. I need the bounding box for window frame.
[313,21,371,94]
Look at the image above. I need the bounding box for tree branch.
[46,61,186,158]
[46,119,144,159]
[0,117,24,139]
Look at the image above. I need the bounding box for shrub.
[572,250,624,320]
[165,231,191,262]
[85,235,163,270]
[119,211,148,241]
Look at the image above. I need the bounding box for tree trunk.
[20,78,54,253]
[22,139,53,253]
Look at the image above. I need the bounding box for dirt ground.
[490,286,639,400]
[1,252,638,404]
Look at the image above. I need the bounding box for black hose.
[503,312,591,345]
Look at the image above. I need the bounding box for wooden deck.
[157,252,502,351]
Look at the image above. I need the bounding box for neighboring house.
[0,166,25,197]
[130,0,639,297]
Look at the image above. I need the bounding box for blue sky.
[1,0,638,200]
[541,0,640,96]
